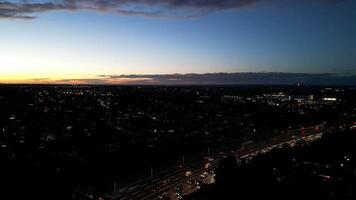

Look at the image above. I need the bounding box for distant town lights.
[322,97,337,101]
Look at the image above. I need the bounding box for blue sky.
[0,0,355,83]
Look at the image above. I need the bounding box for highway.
[100,124,339,200]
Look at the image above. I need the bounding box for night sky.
[0,0,355,84]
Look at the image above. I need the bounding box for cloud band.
[0,0,341,19]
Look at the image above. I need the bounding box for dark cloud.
[0,1,72,19]
[0,0,255,19]
[0,0,344,19]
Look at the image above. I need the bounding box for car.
[185,171,193,177]
[150,186,160,193]
[204,157,214,162]
[161,179,171,185]
[157,193,171,200]
[200,172,209,179]
[209,169,215,175]
[157,196,171,200]
[175,185,183,192]
[187,179,196,185]
[195,180,203,189]
[175,192,183,197]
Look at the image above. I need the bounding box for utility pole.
[182,155,185,166]
[114,180,117,192]
[150,167,154,178]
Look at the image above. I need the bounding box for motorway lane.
[140,168,204,200]
[108,166,193,199]
[103,125,325,200]
[145,133,322,200]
